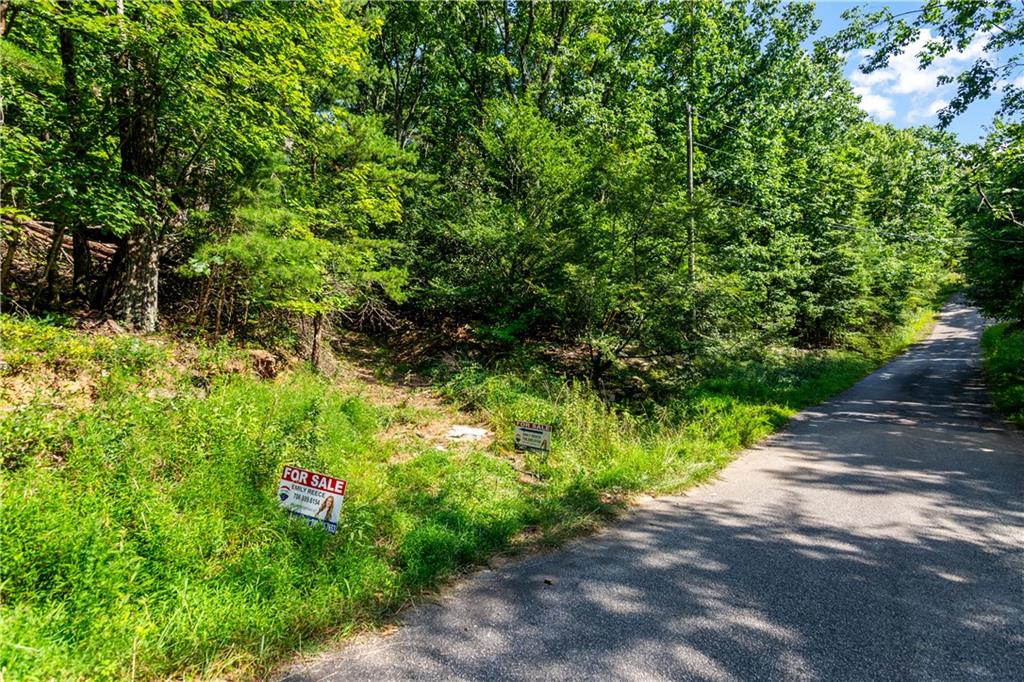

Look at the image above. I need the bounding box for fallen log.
[2,216,116,260]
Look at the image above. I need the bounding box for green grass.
[0,302,942,680]
[981,323,1024,425]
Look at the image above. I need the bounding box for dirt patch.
[0,367,97,412]
[510,524,543,545]
[249,349,279,379]
[323,346,499,465]
[381,417,495,464]
[73,318,127,336]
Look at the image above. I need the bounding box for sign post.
[277,465,346,533]
[513,421,553,453]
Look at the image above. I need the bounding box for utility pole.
[687,103,695,284]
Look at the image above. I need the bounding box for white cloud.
[849,29,990,125]
[850,68,894,90]
[853,87,896,119]
[907,98,948,123]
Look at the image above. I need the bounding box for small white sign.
[514,421,553,453]
[278,465,346,533]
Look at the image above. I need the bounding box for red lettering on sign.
[281,466,346,496]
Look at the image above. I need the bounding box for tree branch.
[977,183,1024,227]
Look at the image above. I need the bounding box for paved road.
[284,302,1024,681]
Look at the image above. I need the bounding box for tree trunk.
[39,224,68,308]
[214,268,226,336]
[72,231,92,289]
[93,235,124,310]
[115,232,159,331]
[0,0,18,37]
[58,9,92,294]
[590,352,611,385]
[196,274,212,326]
[1,224,21,296]
[108,36,162,332]
[311,311,323,371]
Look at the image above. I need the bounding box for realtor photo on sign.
[278,466,346,533]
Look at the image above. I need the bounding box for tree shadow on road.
[285,466,1023,680]
[283,301,1024,682]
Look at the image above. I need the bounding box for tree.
[959,123,1024,322]
[836,1,1022,322]
[1,0,964,379]
[2,0,372,331]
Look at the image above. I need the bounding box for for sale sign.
[514,421,553,453]
[277,465,346,533]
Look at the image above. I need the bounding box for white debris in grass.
[445,425,491,441]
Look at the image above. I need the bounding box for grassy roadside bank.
[0,300,944,680]
[981,323,1024,425]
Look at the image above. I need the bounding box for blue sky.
[811,1,1013,141]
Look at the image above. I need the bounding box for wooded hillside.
[5,0,1018,373]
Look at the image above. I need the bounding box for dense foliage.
[844,0,1023,324]
[958,123,1024,322]
[2,0,961,371]
[1,0,408,338]
[3,0,1022,678]
[982,323,1024,424]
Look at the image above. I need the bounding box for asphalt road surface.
[283,301,1024,681]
